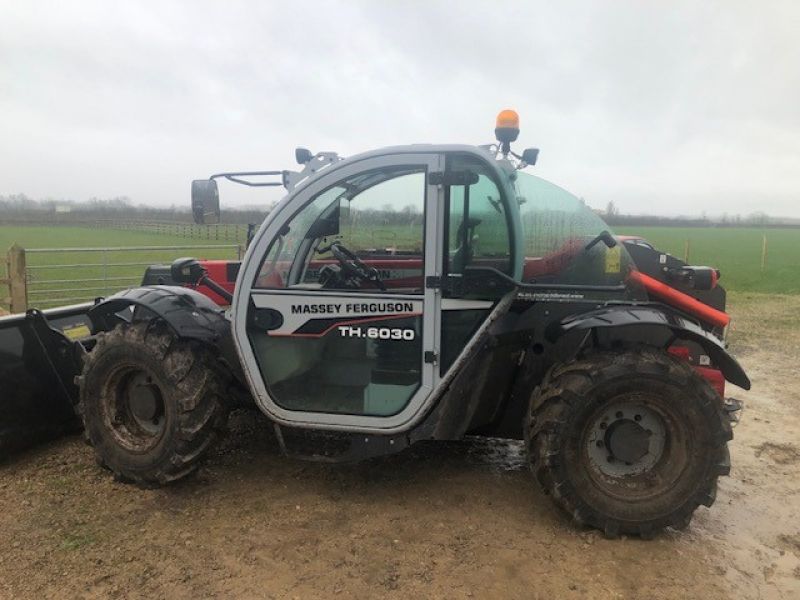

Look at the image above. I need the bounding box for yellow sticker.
[62,323,92,341]
[605,246,621,274]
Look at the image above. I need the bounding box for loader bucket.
[0,303,93,457]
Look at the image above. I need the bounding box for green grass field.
[616,227,800,294]
[2,225,798,310]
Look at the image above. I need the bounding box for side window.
[255,167,426,294]
[446,158,511,276]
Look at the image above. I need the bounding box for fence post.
[7,244,28,313]
[761,234,768,271]
[683,239,691,263]
[102,248,109,295]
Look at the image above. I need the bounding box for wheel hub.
[605,420,650,463]
[120,372,165,438]
[130,383,160,421]
[586,400,666,477]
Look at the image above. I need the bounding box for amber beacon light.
[495,109,520,155]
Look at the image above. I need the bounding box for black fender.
[88,285,228,341]
[552,305,751,391]
[87,286,245,384]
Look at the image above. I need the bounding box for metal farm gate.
[2,244,242,313]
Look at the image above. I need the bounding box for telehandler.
[1,111,748,537]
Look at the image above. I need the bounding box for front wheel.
[525,348,732,538]
[78,322,229,487]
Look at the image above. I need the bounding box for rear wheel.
[525,348,732,538]
[78,322,229,487]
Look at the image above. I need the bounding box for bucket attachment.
[0,304,93,456]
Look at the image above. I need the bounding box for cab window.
[514,171,634,287]
[446,156,512,276]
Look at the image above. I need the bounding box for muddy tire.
[525,348,732,538]
[78,321,229,487]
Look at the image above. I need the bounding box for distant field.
[616,227,800,294]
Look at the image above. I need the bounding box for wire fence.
[97,220,252,242]
[1,243,243,312]
[0,218,253,243]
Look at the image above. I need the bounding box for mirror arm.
[210,171,286,187]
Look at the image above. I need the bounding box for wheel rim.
[582,394,686,500]
[102,366,167,452]
[586,400,666,477]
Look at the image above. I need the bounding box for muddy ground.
[1,293,799,599]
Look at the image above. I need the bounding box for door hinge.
[424,351,438,364]
[425,275,441,289]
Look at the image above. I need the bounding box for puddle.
[462,436,528,472]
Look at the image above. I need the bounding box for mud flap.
[0,304,92,456]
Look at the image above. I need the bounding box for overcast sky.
[1,1,799,216]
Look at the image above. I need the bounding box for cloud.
[1,0,798,216]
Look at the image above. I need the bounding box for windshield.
[513,171,635,289]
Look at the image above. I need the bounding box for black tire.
[524,347,732,538]
[77,321,229,487]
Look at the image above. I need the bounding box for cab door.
[231,153,444,432]
[438,153,516,374]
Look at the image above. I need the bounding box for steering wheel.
[322,241,386,291]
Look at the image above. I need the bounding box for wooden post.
[7,244,28,314]
[761,234,768,271]
[683,239,690,263]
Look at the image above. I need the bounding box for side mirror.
[521,148,539,166]
[191,179,220,225]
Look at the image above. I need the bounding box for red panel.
[201,260,233,283]
[667,346,691,361]
[668,346,726,397]
[695,366,726,398]
[522,239,584,280]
